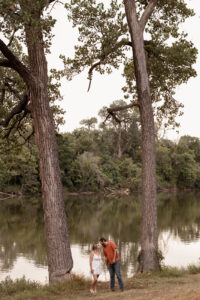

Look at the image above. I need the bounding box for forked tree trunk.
[24,25,73,283]
[124,0,160,271]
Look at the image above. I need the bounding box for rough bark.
[124,0,160,271]
[27,40,73,283]
[0,9,73,282]
[24,26,73,283]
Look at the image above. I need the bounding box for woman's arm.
[101,254,106,263]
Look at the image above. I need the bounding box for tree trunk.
[117,123,122,159]
[124,0,160,271]
[24,26,73,283]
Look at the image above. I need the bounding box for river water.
[1,191,200,284]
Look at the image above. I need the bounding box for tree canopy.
[64,0,197,129]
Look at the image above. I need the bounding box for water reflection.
[0,192,200,283]
[158,192,200,242]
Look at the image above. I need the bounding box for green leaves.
[63,0,129,80]
[80,117,98,130]
[64,0,197,130]
[0,1,65,140]
[146,0,194,41]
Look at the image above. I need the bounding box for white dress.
[92,253,102,275]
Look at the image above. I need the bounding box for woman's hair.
[92,244,98,251]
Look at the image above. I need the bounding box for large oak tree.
[0,0,73,283]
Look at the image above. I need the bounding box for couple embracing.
[89,237,124,293]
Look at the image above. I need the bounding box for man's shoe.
[120,289,124,292]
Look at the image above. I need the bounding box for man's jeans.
[108,260,124,290]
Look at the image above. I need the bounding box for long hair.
[92,244,98,251]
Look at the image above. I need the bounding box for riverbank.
[2,267,200,300]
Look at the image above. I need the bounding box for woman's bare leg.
[92,275,99,292]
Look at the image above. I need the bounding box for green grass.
[154,264,200,278]
[0,276,39,297]
[2,265,200,299]
[158,266,186,277]
[134,264,200,280]
[0,275,90,299]
[187,264,200,274]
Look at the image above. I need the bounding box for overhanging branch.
[0,39,31,84]
[87,59,104,92]
[87,39,132,91]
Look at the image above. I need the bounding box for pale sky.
[48,0,200,141]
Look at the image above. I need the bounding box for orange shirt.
[103,241,120,265]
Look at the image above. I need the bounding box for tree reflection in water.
[158,192,200,242]
[1,191,200,280]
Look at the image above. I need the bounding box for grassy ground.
[2,267,200,300]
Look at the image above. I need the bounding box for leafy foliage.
[64,0,197,129]
[0,0,65,143]
[1,99,200,193]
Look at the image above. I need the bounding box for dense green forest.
[1,106,200,195]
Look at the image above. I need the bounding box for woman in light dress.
[89,243,103,293]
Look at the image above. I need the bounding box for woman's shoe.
[90,289,94,293]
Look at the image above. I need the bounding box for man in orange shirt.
[99,237,124,292]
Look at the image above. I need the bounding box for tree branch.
[0,39,31,84]
[105,101,139,124]
[87,59,104,92]
[48,0,57,4]
[108,111,122,124]
[2,109,29,140]
[107,101,139,113]
[0,93,29,127]
[0,83,6,105]
[48,0,63,12]
[87,39,132,91]
[0,59,13,68]
[103,113,112,125]
[7,28,18,47]
[139,0,158,32]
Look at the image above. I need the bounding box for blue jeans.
[108,260,124,290]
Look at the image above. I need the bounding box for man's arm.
[111,242,118,263]
[112,249,118,263]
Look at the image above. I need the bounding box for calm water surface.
[1,191,200,283]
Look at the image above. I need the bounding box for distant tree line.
[1,110,200,194]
